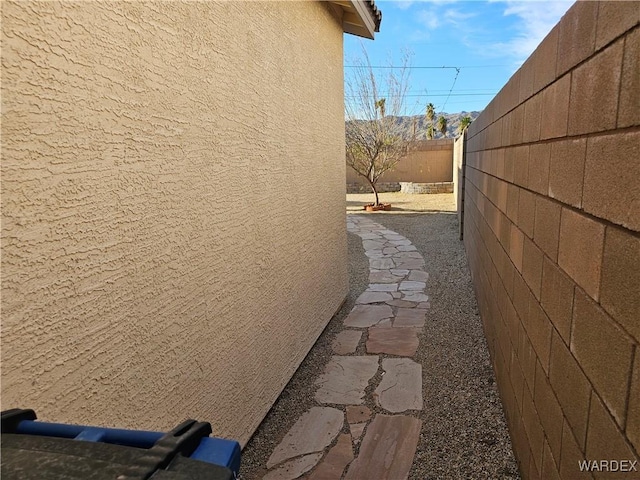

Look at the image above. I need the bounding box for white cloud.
[444,8,477,26]
[395,1,415,10]
[384,0,461,7]
[409,0,572,66]
[415,5,476,31]
[416,8,442,30]
[493,0,574,60]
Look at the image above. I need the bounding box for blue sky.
[344,0,575,115]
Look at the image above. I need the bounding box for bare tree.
[345,49,412,207]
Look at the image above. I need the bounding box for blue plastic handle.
[16,420,162,448]
[14,419,241,472]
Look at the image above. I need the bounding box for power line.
[344,65,457,69]
[367,89,496,94]
[344,62,499,115]
[345,93,495,98]
[344,64,511,69]
[440,67,460,113]
[408,88,496,92]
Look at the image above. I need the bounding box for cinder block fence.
[346,139,454,192]
[456,2,639,478]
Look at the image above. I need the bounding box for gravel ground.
[240,194,519,480]
[367,211,519,480]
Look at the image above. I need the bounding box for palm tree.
[457,115,472,136]
[426,103,435,124]
[375,98,386,118]
[437,115,448,137]
[425,103,436,140]
[426,124,434,140]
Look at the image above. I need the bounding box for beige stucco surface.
[1,1,348,446]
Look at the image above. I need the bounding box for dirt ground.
[346,192,456,214]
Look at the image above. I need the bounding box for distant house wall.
[459,2,639,478]
[1,1,348,446]
[453,132,465,236]
[346,139,454,189]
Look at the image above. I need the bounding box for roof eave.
[328,1,381,40]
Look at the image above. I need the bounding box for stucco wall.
[460,2,639,478]
[1,1,348,446]
[346,139,454,185]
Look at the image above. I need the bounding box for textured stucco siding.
[1,1,347,446]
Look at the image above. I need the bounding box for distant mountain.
[348,111,482,140]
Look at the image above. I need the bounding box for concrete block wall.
[399,182,453,194]
[346,182,401,194]
[346,138,454,186]
[461,2,639,478]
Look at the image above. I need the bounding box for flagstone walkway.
[261,216,433,480]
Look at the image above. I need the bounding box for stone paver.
[386,299,419,308]
[394,308,427,327]
[369,270,404,283]
[390,239,412,246]
[358,233,381,240]
[408,270,429,282]
[402,292,429,303]
[264,454,324,480]
[349,423,367,442]
[375,358,423,412]
[315,356,379,405]
[307,434,353,480]
[332,330,362,355]
[394,259,425,269]
[345,405,371,424]
[355,291,393,304]
[369,258,395,270]
[362,240,385,250]
[344,304,393,327]
[368,283,398,292]
[366,326,419,356]
[344,415,422,480]
[264,217,433,479]
[390,269,410,276]
[266,407,343,468]
[399,280,426,291]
